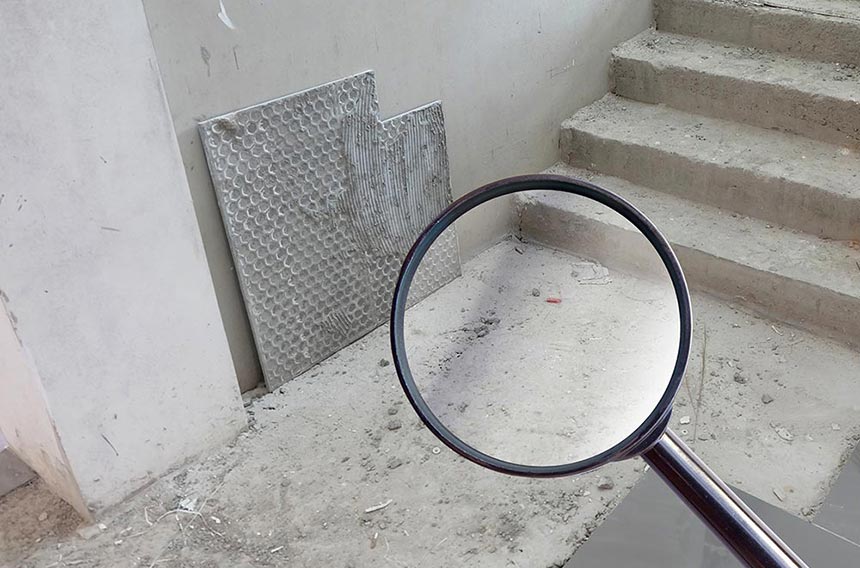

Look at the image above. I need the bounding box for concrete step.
[611,30,860,148]
[561,94,860,241]
[656,0,860,65]
[518,164,860,347]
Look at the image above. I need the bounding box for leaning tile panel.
[200,72,459,388]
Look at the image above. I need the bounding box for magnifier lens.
[401,188,681,468]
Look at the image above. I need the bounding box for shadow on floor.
[567,468,860,567]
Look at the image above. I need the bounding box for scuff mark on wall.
[200,46,211,76]
[549,58,576,78]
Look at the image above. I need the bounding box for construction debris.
[772,424,794,442]
[364,499,393,514]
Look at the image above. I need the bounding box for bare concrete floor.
[4,241,860,567]
[404,233,679,467]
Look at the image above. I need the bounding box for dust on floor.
[3,241,860,567]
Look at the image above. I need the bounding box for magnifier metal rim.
[390,174,692,478]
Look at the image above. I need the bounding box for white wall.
[0,303,88,518]
[0,1,246,513]
[143,0,653,391]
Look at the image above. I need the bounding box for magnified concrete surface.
[404,239,679,466]
[4,241,860,567]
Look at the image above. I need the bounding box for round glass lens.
[399,188,682,467]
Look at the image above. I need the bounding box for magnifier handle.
[643,428,808,568]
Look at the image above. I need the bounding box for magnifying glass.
[390,175,808,568]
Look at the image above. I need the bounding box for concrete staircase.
[523,0,860,347]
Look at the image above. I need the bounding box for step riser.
[561,128,860,241]
[611,55,860,149]
[678,247,860,349]
[518,199,860,347]
[656,0,860,65]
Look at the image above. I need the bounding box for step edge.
[611,36,859,104]
[518,185,860,347]
[560,97,860,202]
[536,164,860,299]
[560,123,857,204]
[655,0,860,65]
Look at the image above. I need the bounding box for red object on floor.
[546,297,562,304]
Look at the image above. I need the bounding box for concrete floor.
[404,233,679,467]
[4,241,860,567]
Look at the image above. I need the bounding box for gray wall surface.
[0,0,246,512]
[143,0,653,390]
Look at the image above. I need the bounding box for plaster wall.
[143,0,654,390]
[0,0,246,512]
